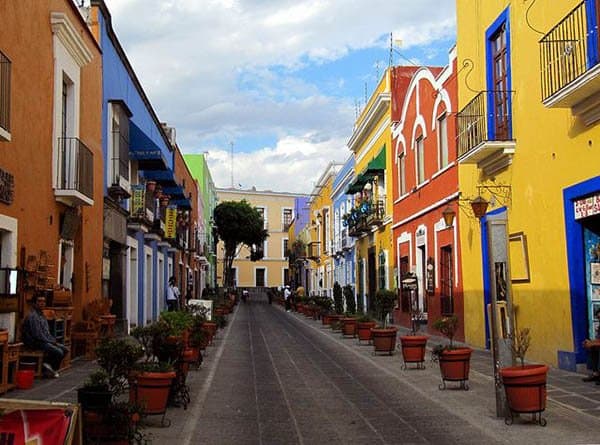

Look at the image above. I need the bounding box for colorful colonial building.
[0,0,103,338]
[332,156,356,293]
[456,0,600,368]
[390,51,463,338]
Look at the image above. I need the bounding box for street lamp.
[442,205,456,227]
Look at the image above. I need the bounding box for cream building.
[216,187,307,288]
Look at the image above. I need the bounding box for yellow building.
[306,163,341,296]
[345,69,394,309]
[216,188,305,288]
[457,0,600,370]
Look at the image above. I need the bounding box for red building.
[391,48,464,340]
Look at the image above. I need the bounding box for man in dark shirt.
[22,294,68,378]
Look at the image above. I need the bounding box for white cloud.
[102,0,456,193]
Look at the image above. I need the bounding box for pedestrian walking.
[166,276,180,311]
[284,286,291,311]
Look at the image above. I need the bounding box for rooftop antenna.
[230,141,234,188]
[364,82,368,106]
[389,32,393,67]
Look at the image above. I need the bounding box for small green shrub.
[343,285,356,314]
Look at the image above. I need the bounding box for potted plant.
[356,312,377,344]
[432,315,472,390]
[316,296,333,325]
[78,338,146,443]
[499,327,549,426]
[370,289,398,355]
[399,291,428,370]
[130,322,177,426]
[329,283,345,331]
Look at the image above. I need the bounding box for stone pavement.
[3,301,600,444]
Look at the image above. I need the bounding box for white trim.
[391,191,460,229]
[0,127,11,142]
[393,193,410,205]
[50,12,93,67]
[348,92,391,152]
[395,232,412,288]
[355,117,391,164]
[281,237,289,260]
[431,161,456,180]
[414,178,431,192]
[383,249,390,290]
[0,215,18,268]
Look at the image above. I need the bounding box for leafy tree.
[214,200,268,288]
[333,282,344,314]
[343,285,356,315]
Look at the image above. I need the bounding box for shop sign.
[574,193,600,220]
[0,168,14,205]
[131,185,145,217]
[165,206,177,239]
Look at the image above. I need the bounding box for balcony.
[341,229,351,251]
[456,91,516,176]
[0,50,10,141]
[307,241,321,261]
[540,0,600,125]
[55,137,94,206]
[366,199,385,226]
[108,130,131,200]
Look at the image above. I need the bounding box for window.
[108,102,130,190]
[0,50,11,140]
[59,240,74,290]
[256,206,267,229]
[378,250,386,290]
[416,137,425,185]
[399,256,410,312]
[282,208,293,231]
[440,246,453,315]
[231,267,238,287]
[283,239,289,259]
[283,268,289,286]
[437,114,449,169]
[397,152,406,196]
[486,9,511,140]
[255,268,266,287]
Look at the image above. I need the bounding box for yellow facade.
[307,163,339,296]
[347,69,394,306]
[216,188,302,288]
[457,0,600,368]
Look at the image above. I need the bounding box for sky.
[101,0,457,194]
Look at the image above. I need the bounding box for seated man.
[583,308,600,383]
[22,294,68,378]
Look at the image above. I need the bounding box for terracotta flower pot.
[357,321,377,343]
[129,371,176,415]
[329,314,344,332]
[438,347,472,390]
[322,314,332,326]
[371,327,398,355]
[341,317,358,338]
[500,364,549,426]
[399,335,429,369]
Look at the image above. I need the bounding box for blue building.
[92,0,187,329]
[331,156,355,297]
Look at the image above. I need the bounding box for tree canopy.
[213,200,268,287]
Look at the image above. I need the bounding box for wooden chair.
[19,349,44,378]
[71,298,113,359]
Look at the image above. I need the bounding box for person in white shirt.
[284,286,291,311]
[166,276,180,311]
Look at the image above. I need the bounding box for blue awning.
[162,185,186,198]
[140,169,176,184]
[129,121,169,170]
[170,197,192,209]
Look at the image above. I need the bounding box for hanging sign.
[575,193,600,220]
[131,185,145,217]
[165,206,177,239]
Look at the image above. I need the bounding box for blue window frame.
[485,7,512,141]
[586,0,600,68]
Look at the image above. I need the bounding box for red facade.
[390,50,464,340]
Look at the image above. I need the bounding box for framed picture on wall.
[591,263,600,285]
[509,232,530,283]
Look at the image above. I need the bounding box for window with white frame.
[282,208,293,231]
[108,102,130,190]
[58,239,74,290]
[256,206,267,229]
[397,152,406,196]
[416,137,425,185]
[437,113,449,170]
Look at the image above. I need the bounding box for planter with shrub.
[432,315,472,390]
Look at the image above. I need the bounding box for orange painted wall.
[391,55,464,339]
[0,0,103,322]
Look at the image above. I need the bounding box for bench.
[19,349,44,378]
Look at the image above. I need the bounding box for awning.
[345,145,386,194]
[140,169,176,185]
[169,197,192,210]
[129,121,169,170]
[161,185,186,199]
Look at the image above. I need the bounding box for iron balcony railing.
[366,198,385,225]
[456,90,513,158]
[56,137,93,199]
[0,51,10,134]
[111,129,129,185]
[540,0,591,101]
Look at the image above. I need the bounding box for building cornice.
[51,12,93,67]
[347,92,391,153]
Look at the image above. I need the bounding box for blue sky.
[102,0,457,193]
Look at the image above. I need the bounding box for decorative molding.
[51,12,93,67]
[348,92,391,153]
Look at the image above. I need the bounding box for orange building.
[0,0,103,336]
[391,49,464,339]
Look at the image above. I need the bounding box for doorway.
[367,247,376,311]
[583,215,600,339]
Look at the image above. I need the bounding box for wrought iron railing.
[111,129,129,185]
[0,51,10,134]
[56,137,93,199]
[456,91,513,158]
[366,199,385,225]
[540,0,591,101]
